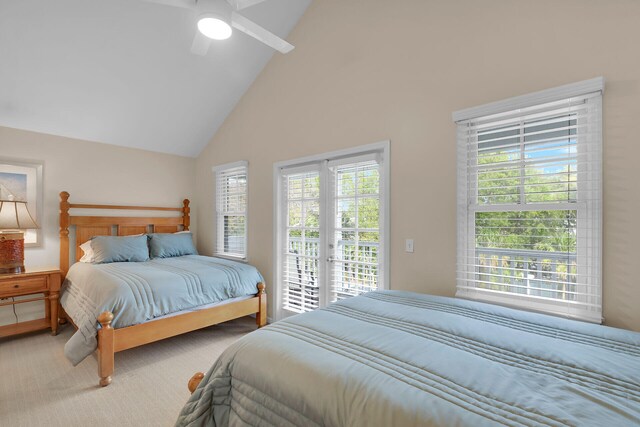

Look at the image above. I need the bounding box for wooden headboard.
[59,191,190,277]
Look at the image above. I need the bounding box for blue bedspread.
[60,255,263,365]
[176,291,640,427]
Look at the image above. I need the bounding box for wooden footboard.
[95,282,266,387]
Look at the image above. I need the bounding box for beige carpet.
[0,317,257,427]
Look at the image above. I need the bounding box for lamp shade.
[0,200,39,230]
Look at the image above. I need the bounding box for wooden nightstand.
[0,268,62,338]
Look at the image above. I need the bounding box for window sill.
[213,253,248,263]
[455,287,602,324]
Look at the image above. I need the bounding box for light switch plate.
[405,239,414,253]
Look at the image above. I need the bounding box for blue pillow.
[148,232,198,258]
[90,235,150,263]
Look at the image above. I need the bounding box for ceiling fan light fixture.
[197,14,232,40]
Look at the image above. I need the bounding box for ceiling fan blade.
[190,31,211,55]
[226,0,269,10]
[231,12,294,54]
[140,0,196,9]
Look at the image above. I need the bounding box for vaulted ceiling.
[0,0,310,157]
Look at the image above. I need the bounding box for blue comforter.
[60,255,263,365]
[176,291,640,426]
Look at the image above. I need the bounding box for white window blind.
[456,88,603,322]
[328,155,382,302]
[215,161,248,259]
[280,166,321,313]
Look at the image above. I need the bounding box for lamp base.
[0,265,25,274]
[0,231,25,275]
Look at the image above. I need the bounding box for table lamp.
[0,195,40,274]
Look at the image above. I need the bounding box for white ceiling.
[0,0,310,157]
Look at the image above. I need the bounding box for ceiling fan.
[142,0,294,55]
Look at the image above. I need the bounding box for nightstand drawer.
[0,276,48,297]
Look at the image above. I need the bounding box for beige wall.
[0,126,196,325]
[196,0,640,331]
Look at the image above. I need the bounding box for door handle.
[326,257,335,263]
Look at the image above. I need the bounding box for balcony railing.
[283,237,379,312]
[475,247,577,300]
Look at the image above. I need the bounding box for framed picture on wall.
[0,158,43,247]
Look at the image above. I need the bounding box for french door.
[275,144,388,320]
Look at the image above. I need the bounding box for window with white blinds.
[214,161,248,259]
[328,156,381,302]
[280,167,321,313]
[275,142,389,319]
[455,81,603,322]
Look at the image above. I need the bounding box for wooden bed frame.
[58,191,267,387]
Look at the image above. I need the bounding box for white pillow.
[79,240,95,263]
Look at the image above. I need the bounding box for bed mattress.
[176,290,640,427]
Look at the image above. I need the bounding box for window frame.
[213,160,249,261]
[453,78,604,323]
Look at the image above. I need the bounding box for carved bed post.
[188,372,205,394]
[182,199,190,231]
[256,283,267,328]
[98,311,115,387]
[59,191,70,277]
